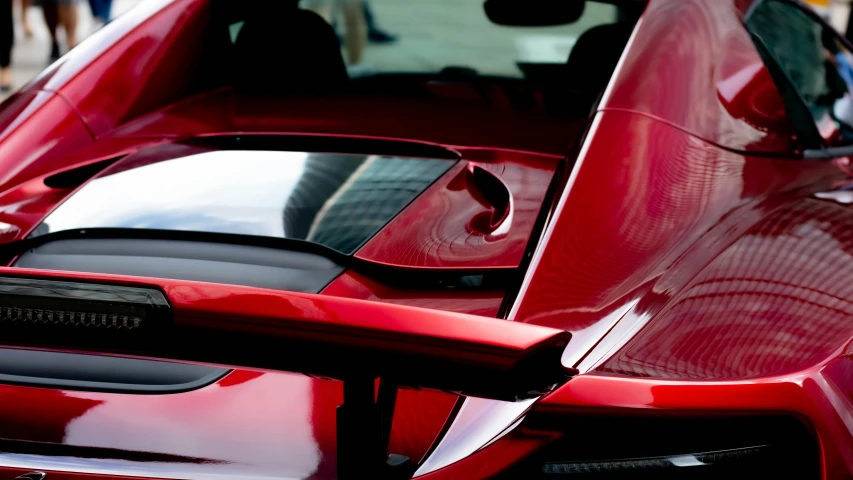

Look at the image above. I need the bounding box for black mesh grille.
[499,415,819,479]
[0,307,143,329]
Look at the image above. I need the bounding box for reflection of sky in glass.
[42,151,310,238]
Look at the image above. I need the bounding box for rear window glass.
[34,151,455,254]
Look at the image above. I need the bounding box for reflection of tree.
[283,154,365,241]
[283,154,453,254]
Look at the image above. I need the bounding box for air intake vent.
[43,157,123,189]
[540,445,771,477]
[499,415,819,480]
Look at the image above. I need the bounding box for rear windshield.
[33,150,455,254]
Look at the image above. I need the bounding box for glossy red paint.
[424,4,853,466]
[322,271,504,317]
[510,110,841,365]
[539,374,853,478]
[598,198,853,379]
[421,373,853,478]
[0,157,118,245]
[0,92,94,191]
[0,370,458,479]
[417,424,561,480]
[604,0,801,153]
[0,370,336,479]
[3,0,853,478]
[356,149,559,269]
[43,0,207,137]
[102,90,587,155]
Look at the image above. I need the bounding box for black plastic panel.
[0,348,228,393]
[14,238,345,293]
[0,275,169,306]
[499,414,820,479]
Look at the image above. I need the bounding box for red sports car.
[0,0,850,478]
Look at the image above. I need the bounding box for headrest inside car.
[484,0,585,27]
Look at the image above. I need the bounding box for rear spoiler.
[0,267,572,400]
[0,268,573,477]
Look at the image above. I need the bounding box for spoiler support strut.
[337,376,413,479]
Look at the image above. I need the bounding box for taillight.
[1,308,143,329]
[0,276,170,347]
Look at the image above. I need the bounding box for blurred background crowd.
[0,0,850,103]
[0,0,401,100]
[0,0,139,96]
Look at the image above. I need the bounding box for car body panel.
[422,372,851,479]
[1,0,853,478]
[536,374,853,479]
[106,90,588,155]
[598,196,853,380]
[0,371,455,479]
[511,109,841,348]
[321,271,504,317]
[356,150,560,269]
[37,0,196,137]
[603,0,801,153]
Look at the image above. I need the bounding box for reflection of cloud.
[42,151,310,238]
[63,372,321,478]
[108,209,284,238]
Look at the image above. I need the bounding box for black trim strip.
[43,156,125,190]
[0,348,229,395]
[0,438,226,464]
[0,369,227,395]
[497,157,568,318]
[20,228,351,265]
[186,134,461,160]
[9,228,513,289]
